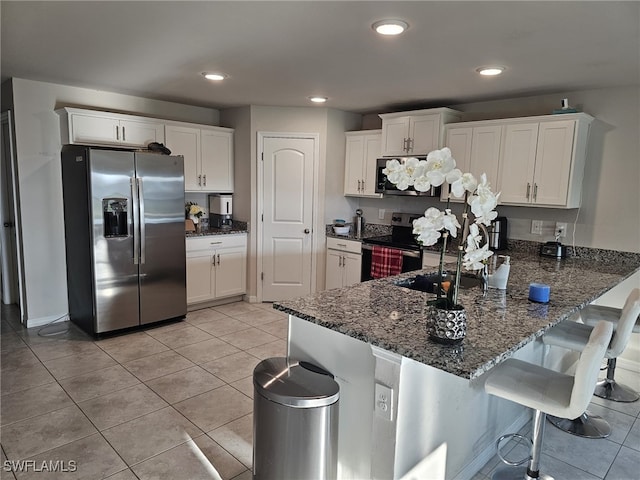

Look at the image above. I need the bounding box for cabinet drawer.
[327,237,362,254]
[187,234,247,253]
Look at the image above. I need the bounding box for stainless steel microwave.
[375,157,440,196]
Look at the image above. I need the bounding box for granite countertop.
[186,226,248,237]
[274,250,639,380]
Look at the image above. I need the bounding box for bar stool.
[577,293,640,402]
[542,288,640,438]
[484,321,613,480]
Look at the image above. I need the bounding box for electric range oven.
[361,212,425,281]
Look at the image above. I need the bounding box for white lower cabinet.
[186,234,247,305]
[326,237,362,290]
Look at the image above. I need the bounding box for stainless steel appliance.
[361,212,425,281]
[354,208,365,239]
[375,157,440,196]
[209,194,233,228]
[489,216,508,250]
[61,145,186,335]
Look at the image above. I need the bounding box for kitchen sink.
[394,273,482,293]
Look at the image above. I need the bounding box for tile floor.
[1,301,639,480]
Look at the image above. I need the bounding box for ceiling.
[2,1,638,114]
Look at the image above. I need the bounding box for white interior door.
[261,136,315,301]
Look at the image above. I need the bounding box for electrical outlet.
[555,222,568,238]
[531,220,543,235]
[374,383,393,421]
[378,209,385,220]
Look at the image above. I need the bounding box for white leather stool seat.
[486,321,612,420]
[485,359,576,419]
[580,304,640,334]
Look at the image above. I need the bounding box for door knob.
[304,228,310,234]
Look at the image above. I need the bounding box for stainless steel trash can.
[253,357,340,480]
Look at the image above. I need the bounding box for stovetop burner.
[363,233,421,251]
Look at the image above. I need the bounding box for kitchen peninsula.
[274,247,640,480]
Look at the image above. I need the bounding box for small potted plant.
[186,202,205,231]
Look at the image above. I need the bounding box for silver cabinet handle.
[357,180,361,192]
[402,138,408,152]
[131,177,139,265]
[526,183,531,200]
[361,179,365,192]
[122,126,126,142]
[116,126,120,141]
[138,178,145,264]
[212,255,216,266]
[338,256,342,267]
[336,243,347,248]
[304,228,310,234]
[198,174,202,186]
[210,241,222,245]
[203,174,207,186]
[407,137,413,152]
[217,253,220,265]
[533,183,538,201]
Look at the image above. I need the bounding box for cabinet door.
[166,125,201,191]
[469,125,502,190]
[325,250,345,290]
[70,113,119,145]
[344,135,365,195]
[409,115,439,155]
[533,120,576,206]
[442,126,472,201]
[342,253,362,287]
[381,116,410,156]
[214,246,246,298]
[119,119,164,148]
[201,129,234,192]
[498,123,539,204]
[362,134,382,196]
[186,253,214,304]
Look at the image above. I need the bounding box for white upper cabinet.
[57,107,164,148]
[344,130,382,197]
[165,124,234,193]
[441,124,502,201]
[379,108,461,156]
[497,115,592,208]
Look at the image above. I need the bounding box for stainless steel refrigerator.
[61,145,186,335]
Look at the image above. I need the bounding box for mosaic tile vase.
[426,300,467,344]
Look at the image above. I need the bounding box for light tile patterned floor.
[1,301,639,479]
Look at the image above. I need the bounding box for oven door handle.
[361,243,422,258]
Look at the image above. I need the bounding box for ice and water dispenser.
[102,198,129,237]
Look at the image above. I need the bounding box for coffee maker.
[489,216,508,250]
[209,194,233,229]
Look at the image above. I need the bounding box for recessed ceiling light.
[202,72,227,81]
[308,96,328,103]
[476,66,505,76]
[372,20,409,36]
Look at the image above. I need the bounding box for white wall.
[361,86,640,253]
[8,78,220,326]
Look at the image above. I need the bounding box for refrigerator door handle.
[131,177,140,265]
[138,177,146,264]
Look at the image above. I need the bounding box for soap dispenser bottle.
[487,255,510,290]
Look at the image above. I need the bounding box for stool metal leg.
[547,411,611,439]
[492,410,554,480]
[593,358,640,403]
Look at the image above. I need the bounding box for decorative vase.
[426,299,467,344]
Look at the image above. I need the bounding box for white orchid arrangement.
[383,147,501,307]
[186,202,204,219]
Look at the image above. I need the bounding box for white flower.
[463,242,493,270]
[382,159,402,176]
[469,174,500,226]
[450,171,478,198]
[442,209,461,238]
[424,147,457,187]
[412,208,444,246]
